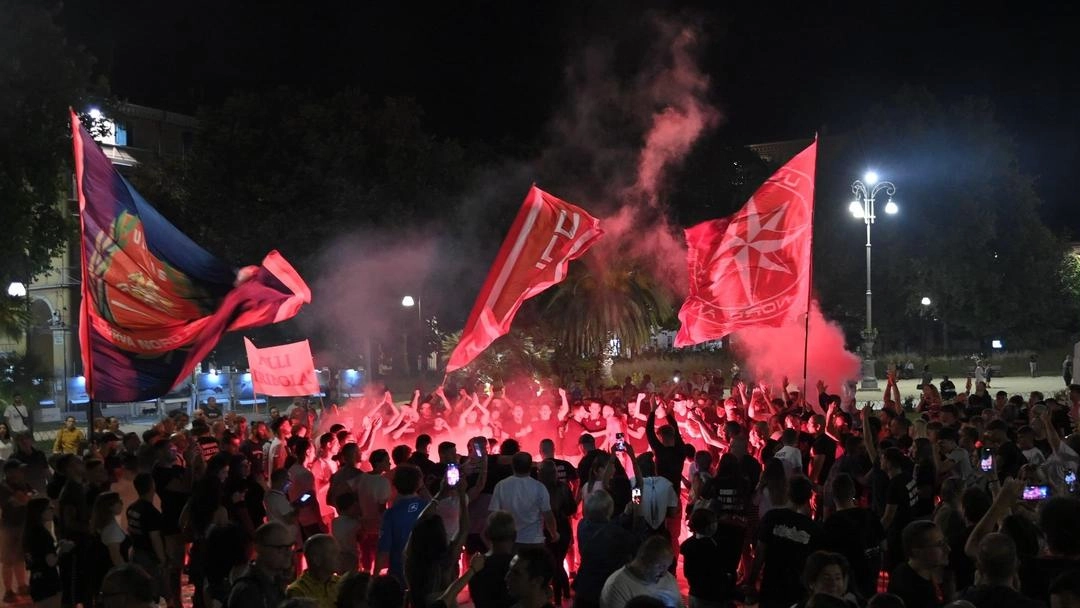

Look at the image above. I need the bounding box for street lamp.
[850,172,897,390]
[401,295,422,374]
[7,282,26,297]
[920,296,932,307]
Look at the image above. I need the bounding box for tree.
[440,329,554,383]
[132,90,471,268]
[541,259,675,359]
[812,87,1080,351]
[0,0,103,327]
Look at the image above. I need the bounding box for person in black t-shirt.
[538,439,578,491]
[748,476,822,608]
[152,442,190,608]
[887,520,951,608]
[645,409,686,490]
[822,474,885,599]
[240,422,270,481]
[24,497,72,605]
[681,508,739,605]
[881,447,918,569]
[468,511,515,608]
[127,473,166,601]
[807,415,837,489]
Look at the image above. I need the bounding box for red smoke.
[633,27,719,204]
[584,25,719,298]
[732,301,861,394]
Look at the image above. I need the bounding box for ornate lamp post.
[848,171,897,390]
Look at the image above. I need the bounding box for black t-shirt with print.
[126,498,163,553]
[885,472,918,567]
[757,508,822,608]
[240,439,266,480]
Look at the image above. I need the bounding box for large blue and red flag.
[71,111,311,402]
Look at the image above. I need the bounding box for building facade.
[0,102,196,410]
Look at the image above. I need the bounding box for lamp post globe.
[850,172,897,390]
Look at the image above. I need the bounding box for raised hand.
[469,552,487,574]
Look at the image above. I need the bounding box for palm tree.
[542,259,675,370]
[440,329,554,382]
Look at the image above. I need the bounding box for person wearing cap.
[0,459,31,601]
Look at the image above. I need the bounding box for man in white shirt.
[936,427,973,482]
[4,394,30,435]
[489,452,558,548]
[774,428,803,476]
[600,535,683,608]
[265,468,302,547]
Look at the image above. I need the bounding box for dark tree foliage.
[0,0,101,284]
[813,87,1080,351]
[132,90,471,269]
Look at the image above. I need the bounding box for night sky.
[59,1,1080,230]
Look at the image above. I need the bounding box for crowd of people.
[3,368,1080,608]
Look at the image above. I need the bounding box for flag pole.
[802,135,819,402]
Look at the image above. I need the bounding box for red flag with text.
[244,337,320,397]
[446,186,603,372]
[675,140,816,346]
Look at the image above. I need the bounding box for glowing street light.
[7,282,26,297]
[88,107,103,120]
[401,295,415,308]
[849,172,898,390]
[848,200,865,218]
[920,296,932,306]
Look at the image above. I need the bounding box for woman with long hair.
[0,422,13,459]
[754,458,788,518]
[910,438,937,519]
[23,497,73,608]
[577,453,614,507]
[539,460,576,605]
[87,492,129,607]
[403,482,471,608]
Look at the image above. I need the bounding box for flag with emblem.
[71,110,311,402]
[674,140,816,346]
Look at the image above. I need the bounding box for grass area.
[877,347,1070,378]
[610,348,1073,385]
[611,352,737,384]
